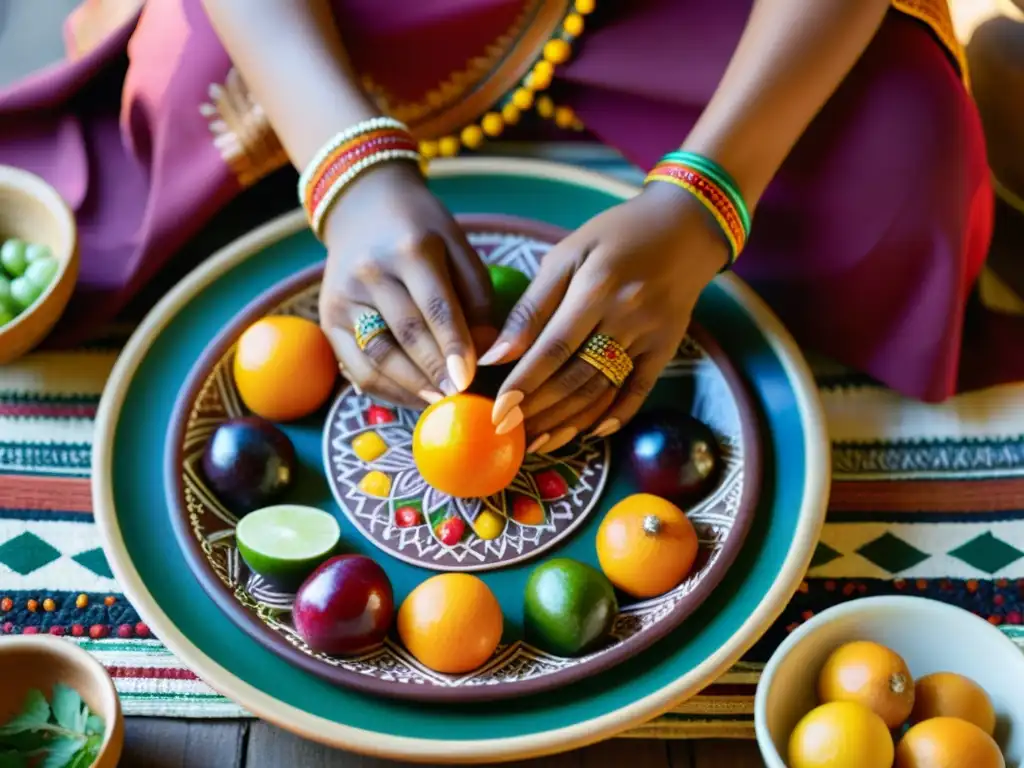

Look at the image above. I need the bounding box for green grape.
[0,239,28,277]
[24,256,59,290]
[10,276,43,311]
[24,243,53,263]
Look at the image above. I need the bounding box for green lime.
[523,558,618,657]
[236,504,341,590]
[10,276,42,311]
[1,239,27,277]
[488,265,531,327]
[25,256,59,291]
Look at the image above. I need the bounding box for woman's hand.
[318,163,494,408]
[483,183,730,452]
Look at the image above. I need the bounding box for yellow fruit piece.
[397,574,503,674]
[529,65,553,91]
[910,672,996,735]
[789,702,894,768]
[574,0,595,14]
[501,104,521,124]
[895,716,1004,768]
[359,470,391,497]
[474,510,505,540]
[352,432,387,463]
[817,640,915,729]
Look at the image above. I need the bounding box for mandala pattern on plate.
[174,228,751,692]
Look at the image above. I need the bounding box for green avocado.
[523,558,619,657]
[487,264,531,328]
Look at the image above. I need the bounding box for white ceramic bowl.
[755,596,1024,767]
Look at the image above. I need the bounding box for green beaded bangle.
[662,151,751,234]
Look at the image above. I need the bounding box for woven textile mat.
[2,342,1024,737]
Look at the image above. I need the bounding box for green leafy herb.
[0,686,105,768]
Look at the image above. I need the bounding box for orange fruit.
[788,701,894,768]
[397,573,503,674]
[595,493,698,598]
[895,717,1005,768]
[817,640,915,728]
[910,672,996,735]
[412,394,525,498]
[233,316,336,421]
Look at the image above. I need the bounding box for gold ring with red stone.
[577,333,633,388]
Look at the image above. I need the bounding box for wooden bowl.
[0,636,123,767]
[0,165,78,364]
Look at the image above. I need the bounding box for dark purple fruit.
[619,410,721,505]
[201,417,296,513]
[292,555,394,655]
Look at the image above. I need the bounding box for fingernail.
[439,378,457,396]
[495,407,524,436]
[478,341,511,367]
[447,354,473,392]
[590,418,621,439]
[350,381,364,395]
[471,326,499,354]
[540,426,578,454]
[419,388,444,405]
[492,390,524,425]
[526,434,551,454]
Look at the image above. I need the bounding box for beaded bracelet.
[298,118,422,238]
[644,152,751,266]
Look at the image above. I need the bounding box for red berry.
[367,405,395,425]
[511,495,544,525]
[89,625,109,639]
[395,506,422,528]
[0,597,12,612]
[49,626,65,636]
[535,469,569,500]
[1,622,12,634]
[135,622,150,638]
[436,517,466,546]
[71,624,85,637]
[23,626,39,635]
[118,624,133,638]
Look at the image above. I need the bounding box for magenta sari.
[0,0,1017,402]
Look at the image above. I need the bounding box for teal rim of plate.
[92,158,829,762]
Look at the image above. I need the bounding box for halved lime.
[236,505,341,590]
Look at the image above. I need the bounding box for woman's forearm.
[200,0,379,169]
[683,0,891,206]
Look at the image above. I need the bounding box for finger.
[525,370,613,435]
[530,387,618,455]
[399,234,477,392]
[363,278,451,395]
[493,274,606,421]
[590,344,678,438]
[477,253,574,367]
[330,327,426,410]
[442,229,494,339]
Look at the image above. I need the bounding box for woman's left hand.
[481,183,731,453]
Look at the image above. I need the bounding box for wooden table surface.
[119,719,766,767]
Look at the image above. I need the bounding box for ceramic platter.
[166,216,762,702]
[93,158,830,762]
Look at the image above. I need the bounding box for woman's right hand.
[318,162,494,409]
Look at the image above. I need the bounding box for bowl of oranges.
[754,595,1024,768]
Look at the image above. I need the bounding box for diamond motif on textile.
[856,533,929,574]
[72,548,114,579]
[810,542,843,569]
[949,532,1024,574]
[0,532,62,575]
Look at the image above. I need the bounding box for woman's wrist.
[639,181,730,276]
